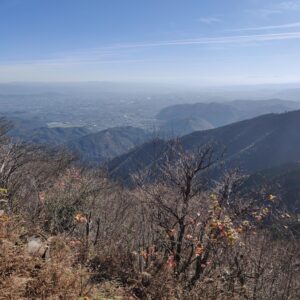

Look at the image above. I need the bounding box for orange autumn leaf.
[167,228,176,237]
[141,250,148,260]
[268,194,276,201]
[186,234,193,241]
[166,255,176,269]
[195,244,204,257]
[75,213,87,223]
[236,227,243,234]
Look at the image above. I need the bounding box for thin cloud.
[247,8,281,18]
[2,31,300,67]
[197,17,221,24]
[95,31,300,50]
[266,1,300,14]
[250,1,300,18]
[0,57,145,67]
[231,22,300,32]
[277,1,300,11]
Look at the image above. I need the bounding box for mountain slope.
[9,125,90,145]
[244,162,300,212]
[159,117,214,137]
[68,126,152,163]
[109,110,300,181]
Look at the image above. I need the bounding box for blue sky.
[1,0,300,85]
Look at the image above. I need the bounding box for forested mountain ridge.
[108,110,300,182]
[67,126,152,163]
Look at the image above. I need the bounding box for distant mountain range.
[108,110,300,184]
[5,99,300,169]
[157,99,300,135]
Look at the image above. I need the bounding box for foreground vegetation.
[0,120,299,299]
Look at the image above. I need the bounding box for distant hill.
[68,126,152,163]
[108,110,300,182]
[9,123,90,145]
[157,102,238,128]
[157,99,300,135]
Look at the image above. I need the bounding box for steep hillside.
[109,110,300,182]
[68,126,152,163]
[160,117,214,137]
[244,162,300,212]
